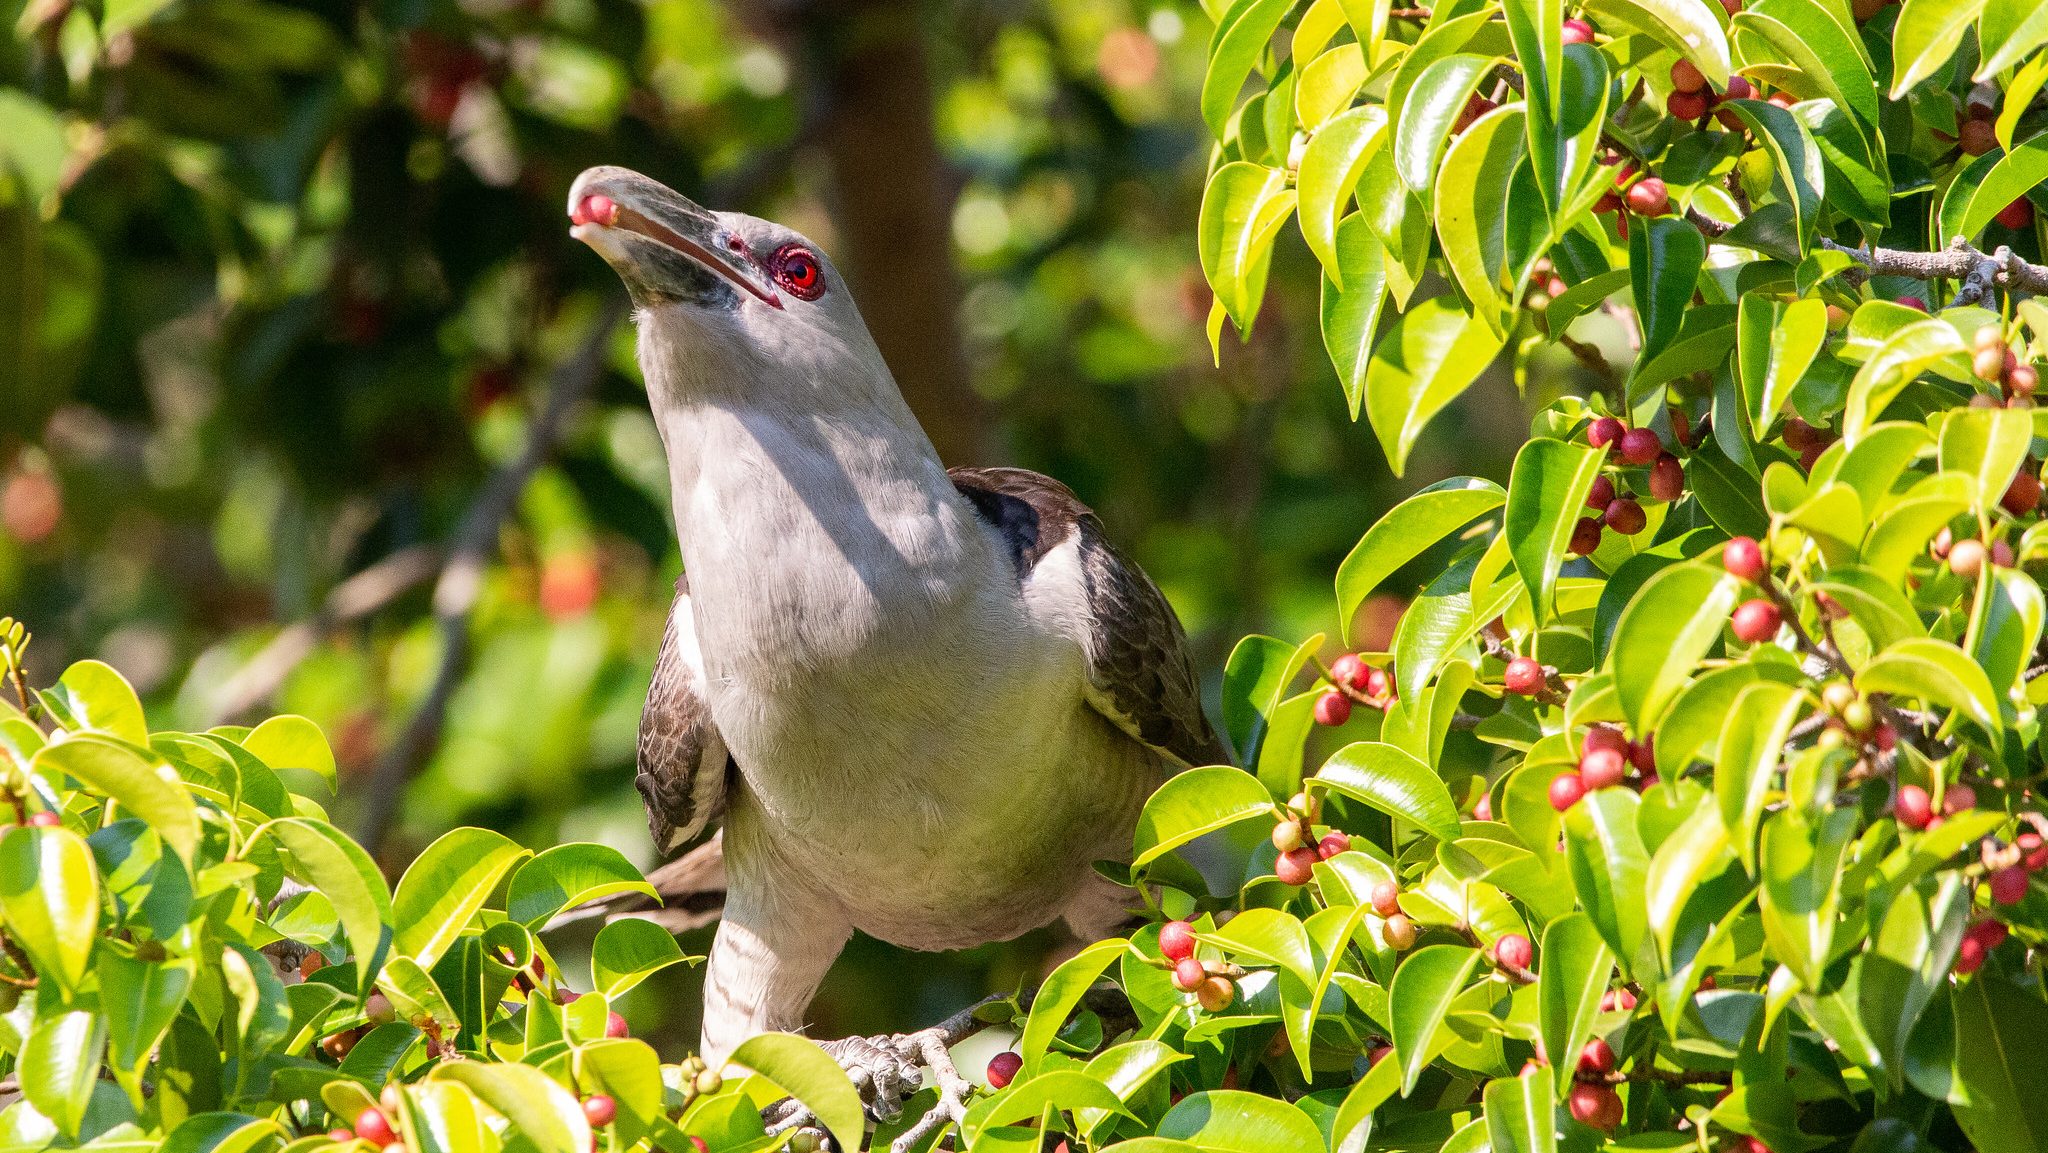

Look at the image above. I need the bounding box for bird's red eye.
[773,246,825,300]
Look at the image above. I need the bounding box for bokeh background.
[0,0,1548,1051]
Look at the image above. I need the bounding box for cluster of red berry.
[1568,416,1682,556]
[1272,791,1351,885]
[1548,724,1658,811]
[1312,652,1395,726]
[1371,879,1416,951]
[1159,918,1239,1011]
[1970,323,2043,417]
[1665,60,1757,127]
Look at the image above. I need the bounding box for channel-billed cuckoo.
[567,166,1224,1146]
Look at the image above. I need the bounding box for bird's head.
[568,166,882,405]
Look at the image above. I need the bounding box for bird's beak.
[567,166,783,311]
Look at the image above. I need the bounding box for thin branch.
[355,298,626,851]
[207,545,441,724]
[1686,209,2048,297]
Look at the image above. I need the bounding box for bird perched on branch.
[567,166,1223,1147]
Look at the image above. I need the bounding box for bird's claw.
[763,1029,975,1152]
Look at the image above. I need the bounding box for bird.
[565,166,1225,1146]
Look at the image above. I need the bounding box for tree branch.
[1685,210,2048,297]
[354,297,626,851]
[207,545,442,724]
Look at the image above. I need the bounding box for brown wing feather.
[637,576,732,853]
[950,467,1229,768]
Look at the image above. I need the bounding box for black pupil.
[790,258,813,282]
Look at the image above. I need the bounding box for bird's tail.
[545,830,727,934]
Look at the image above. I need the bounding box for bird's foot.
[764,1028,976,1153]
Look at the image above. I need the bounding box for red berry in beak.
[573,194,619,228]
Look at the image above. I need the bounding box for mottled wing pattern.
[637,576,732,853]
[949,466,1229,768]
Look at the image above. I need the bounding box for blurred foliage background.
[0,0,1566,1053]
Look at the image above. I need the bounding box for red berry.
[690,1139,708,1153]
[1730,599,1782,643]
[1618,427,1662,466]
[986,1051,1023,1090]
[1172,956,1206,992]
[1588,416,1625,448]
[571,194,619,227]
[1721,75,1754,102]
[1628,737,1656,772]
[1668,89,1711,121]
[1473,793,1493,821]
[1998,198,2034,230]
[1313,691,1353,727]
[1371,880,1402,918]
[1579,1037,1617,1075]
[1363,666,1393,700]
[1561,17,1595,43]
[1585,474,1616,510]
[1550,772,1587,812]
[354,1109,396,1146]
[1331,653,1369,691]
[1494,933,1534,970]
[1648,454,1685,502]
[1159,920,1197,961]
[1991,866,2029,905]
[1625,177,1670,216]
[1504,657,1547,696]
[1276,846,1319,886]
[2002,471,2041,516]
[1367,1043,1393,1066]
[1568,1082,1622,1130]
[1723,536,1765,581]
[1582,725,1628,759]
[1742,1138,1774,1153]
[2021,831,2048,871]
[1895,784,1933,830]
[1603,498,1647,535]
[583,1095,617,1127]
[605,1011,629,1038]
[27,811,58,827]
[1951,537,1989,577]
[1955,936,1987,975]
[1382,913,1417,950]
[328,1130,354,1142]
[1579,748,1627,791]
[1944,783,1976,813]
[1670,59,1707,93]
[1317,832,1352,860]
[1569,516,1604,556]
[1969,919,2010,951]
[1898,296,1928,312]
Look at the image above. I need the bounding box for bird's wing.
[950,467,1229,768]
[638,576,733,853]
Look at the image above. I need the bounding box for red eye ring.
[772,245,825,300]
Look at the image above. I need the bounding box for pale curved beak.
[568,166,782,310]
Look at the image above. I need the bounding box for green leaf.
[1364,295,1507,475]
[1969,566,2044,700]
[1859,873,1968,1090]
[1857,638,2004,749]
[506,844,656,928]
[1321,215,1390,419]
[405,1080,491,1153]
[99,950,195,1101]
[238,715,338,788]
[0,825,99,993]
[1628,215,1706,383]
[21,1011,106,1138]
[1435,103,1543,334]
[1301,109,1388,282]
[1950,974,2048,1153]
[1312,742,1463,841]
[1537,914,1613,1103]
[1938,407,2033,515]
[1937,134,2048,245]
[1335,478,1505,641]
[1757,807,1857,989]
[1484,1065,1557,1153]
[1394,54,1500,195]
[255,817,392,988]
[377,955,459,1035]
[1645,805,1735,963]
[1608,563,1744,735]
[45,659,147,745]
[1717,100,1825,244]
[970,1072,1133,1141]
[1296,42,1365,130]
[1221,633,1323,765]
[1715,681,1809,874]
[1076,1041,1187,1137]
[33,735,200,864]
[1563,788,1652,973]
[1503,0,1561,210]
[1504,437,1606,623]
[1389,944,1483,1093]
[1844,321,1969,443]
[1202,0,1295,138]
[1738,297,1827,432]
[159,1114,285,1153]
[1891,0,1990,96]
[1199,161,1296,336]
[1020,938,1125,1074]
[1133,765,1276,867]
[1978,0,2048,79]
[591,918,691,998]
[1584,0,1731,86]
[392,828,528,969]
[431,1061,592,1153]
[1736,0,1880,136]
[1157,1090,1325,1153]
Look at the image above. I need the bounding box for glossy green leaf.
[1335,477,1504,640]
[1222,633,1323,765]
[1505,437,1605,623]
[238,715,338,787]
[256,817,392,987]
[1628,215,1705,382]
[506,843,655,928]
[99,950,195,1099]
[1364,295,1508,475]
[431,1061,592,1153]
[1950,975,2048,1153]
[1202,0,1295,138]
[1843,320,1968,443]
[1719,100,1825,243]
[1609,563,1743,735]
[1891,0,1990,96]
[1435,103,1543,333]
[1736,0,1880,135]
[1484,1065,1557,1153]
[1757,806,1856,989]
[591,917,692,998]
[1978,0,2048,79]
[1199,161,1295,336]
[0,825,99,992]
[21,1011,106,1138]
[970,1071,1133,1140]
[1715,680,1808,874]
[1296,42,1365,130]
[1300,108,1388,282]
[1133,765,1276,868]
[1738,296,1827,432]
[1537,914,1612,1103]
[1859,873,1968,1090]
[1321,215,1390,419]
[1389,944,1483,1092]
[33,735,200,864]
[1940,407,2033,515]
[1020,938,1124,1073]
[1938,135,2048,245]
[1313,742,1463,841]
[1856,637,2004,748]
[1645,804,1735,962]
[1583,0,1731,86]
[1563,788,1651,973]
[392,827,528,969]
[1157,1090,1324,1153]
[1394,55,1499,195]
[1968,566,2044,700]
[46,659,147,745]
